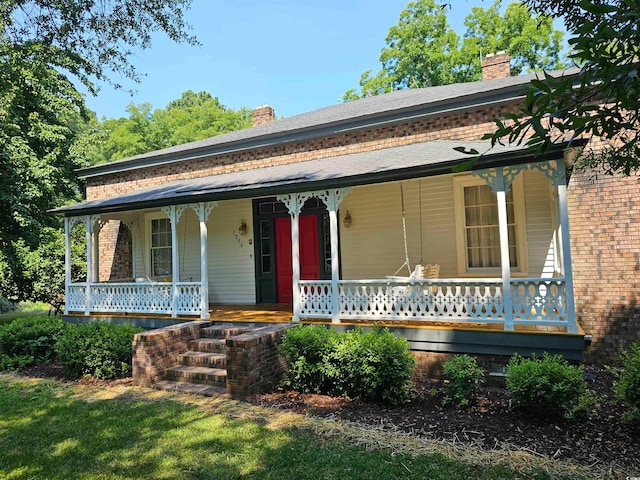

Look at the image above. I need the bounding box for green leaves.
[84,90,252,164]
[488,0,640,175]
[343,0,568,100]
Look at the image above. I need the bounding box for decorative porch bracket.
[472,158,578,333]
[278,188,352,322]
[187,202,218,319]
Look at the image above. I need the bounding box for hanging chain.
[393,182,412,276]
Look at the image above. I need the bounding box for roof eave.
[54,141,580,217]
[76,82,533,180]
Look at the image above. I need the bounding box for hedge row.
[0,316,142,379]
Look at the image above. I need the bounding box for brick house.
[53,52,639,369]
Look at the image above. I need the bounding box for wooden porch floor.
[65,304,584,336]
[210,304,584,336]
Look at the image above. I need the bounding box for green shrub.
[0,316,64,370]
[279,325,338,393]
[614,343,640,422]
[506,353,593,418]
[279,325,415,404]
[55,322,143,379]
[327,326,415,404]
[442,355,485,407]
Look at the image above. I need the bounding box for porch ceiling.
[52,140,569,216]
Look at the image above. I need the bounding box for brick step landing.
[153,380,228,397]
[178,351,226,367]
[165,365,227,387]
[190,338,226,353]
[202,324,252,339]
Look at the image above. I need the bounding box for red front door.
[275,214,320,303]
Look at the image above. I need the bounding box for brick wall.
[226,324,290,400]
[133,321,211,387]
[98,221,133,281]
[568,170,640,365]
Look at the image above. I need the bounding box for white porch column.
[494,169,514,330]
[291,210,301,321]
[83,215,97,315]
[473,167,527,330]
[93,220,104,282]
[166,206,179,318]
[277,194,302,322]
[64,217,71,314]
[161,205,185,318]
[555,161,578,333]
[320,188,351,323]
[189,202,217,319]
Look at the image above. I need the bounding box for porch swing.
[387,181,440,281]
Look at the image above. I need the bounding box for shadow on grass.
[0,376,574,480]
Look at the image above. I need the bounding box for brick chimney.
[481,51,511,80]
[252,105,275,126]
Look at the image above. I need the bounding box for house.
[53,52,639,378]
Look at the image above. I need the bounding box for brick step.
[165,365,227,387]
[153,380,227,397]
[190,338,226,353]
[201,325,253,339]
[178,351,226,367]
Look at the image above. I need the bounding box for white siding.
[340,176,458,279]
[128,203,256,304]
[522,169,557,277]
[207,199,256,304]
[340,170,555,280]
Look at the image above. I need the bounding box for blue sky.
[85,0,488,120]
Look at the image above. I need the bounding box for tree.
[84,91,253,164]
[0,0,197,304]
[343,0,567,100]
[484,0,640,175]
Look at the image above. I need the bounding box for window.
[150,217,172,277]
[454,175,527,275]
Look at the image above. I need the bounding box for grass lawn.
[0,375,588,480]
[0,302,51,325]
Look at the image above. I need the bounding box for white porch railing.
[298,278,570,328]
[67,282,202,315]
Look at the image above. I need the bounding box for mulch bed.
[255,367,640,473]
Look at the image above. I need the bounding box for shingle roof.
[78,67,580,179]
[54,140,559,216]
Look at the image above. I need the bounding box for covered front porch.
[60,150,579,336]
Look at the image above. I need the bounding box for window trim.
[145,212,173,280]
[453,174,528,277]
